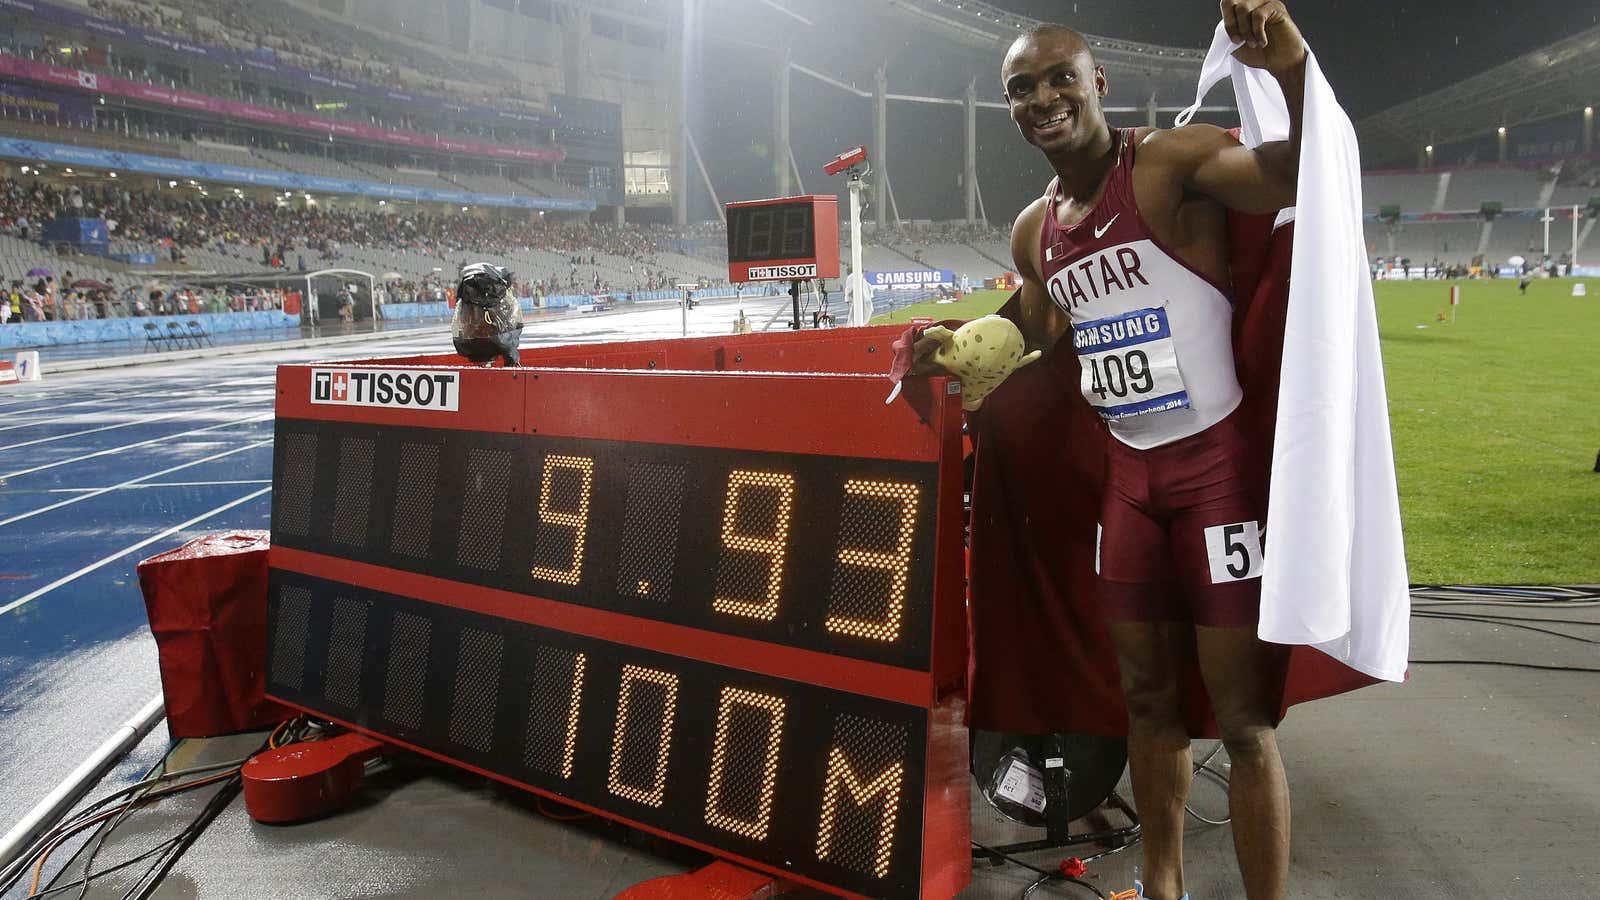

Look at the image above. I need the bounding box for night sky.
[989,0,1600,118]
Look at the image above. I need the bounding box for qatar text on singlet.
[1039,128,1242,450]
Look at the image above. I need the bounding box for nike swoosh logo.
[1093,214,1119,239]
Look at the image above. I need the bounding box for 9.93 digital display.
[269,420,938,669]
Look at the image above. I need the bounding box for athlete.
[996,3,1306,899]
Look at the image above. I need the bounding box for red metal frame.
[266,326,970,898]
[726,195,841,283]
[352,325,905,375]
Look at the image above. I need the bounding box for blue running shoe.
[1123,881,1188,900]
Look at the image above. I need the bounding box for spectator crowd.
[0,174,740,322]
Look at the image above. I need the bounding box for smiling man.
[996,3,1308,900]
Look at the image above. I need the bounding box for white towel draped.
[1176,23,1411,682]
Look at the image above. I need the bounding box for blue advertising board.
[41,216,109,254]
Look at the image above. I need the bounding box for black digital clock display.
[269,421,940,671]
[266,569,931,898]
[264,348,968,899]
[727,200,817,263]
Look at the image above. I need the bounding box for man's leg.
[1107,618,1193,900]
[1193,625,1290,900]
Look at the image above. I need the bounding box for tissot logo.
[748,264,818,280]
[311,368,459,411]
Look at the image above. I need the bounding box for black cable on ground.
[117,773,242,900]
[1021,869,1106,899]
[6,723,296,899]
[27,837,183,900]
[1410,659,1600,673]
[1415,609,1600,627]
[1183,743,1231,827]
[73,772,157,900]
[106,721,308,900]
[1411,611,1600,643]
[971,841,1108,900]
[0,761,246,897]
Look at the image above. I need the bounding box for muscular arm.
[1009,198,1069,354]
[1145,0,1308,215]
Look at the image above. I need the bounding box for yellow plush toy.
[887,315,1042,410]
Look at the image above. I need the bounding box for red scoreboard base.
[615,861,790,900]
[242,732,389,824]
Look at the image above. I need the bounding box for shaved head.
[1014,24,1092,60]
[1001,23,1109,157]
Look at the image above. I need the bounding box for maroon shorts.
[1097,410,1264,628]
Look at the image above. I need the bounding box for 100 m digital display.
[266,571,930,898]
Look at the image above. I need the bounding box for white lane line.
[33,479,273,493]
[0,441,273,528]
[0,391,260,433]
[0,486,272,617]
[0,398,266,453]
[0,412,273,481]
[0,395,160,428]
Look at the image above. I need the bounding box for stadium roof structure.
[882,0,1206,64]
[1356,24,1600,167]
[880,0,1214,111]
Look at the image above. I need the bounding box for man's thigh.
[1107,619,1191,721]
[1192,624,1289,730]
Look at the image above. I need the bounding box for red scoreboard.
[266,328,970,899]
[726,195,841,284]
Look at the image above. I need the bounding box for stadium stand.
[1548,160,1600,207]
[1443,166,1545,212]
[1362,171,1446,216]
[1367,221,1484,263]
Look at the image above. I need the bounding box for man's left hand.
[1221,0,1306,77]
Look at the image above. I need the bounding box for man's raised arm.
[1146,0,1308,215]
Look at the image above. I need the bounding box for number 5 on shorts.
[1202,521,1263,583]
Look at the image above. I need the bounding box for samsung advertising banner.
[868,270,957,290]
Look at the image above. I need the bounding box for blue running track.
[0,297,784,837]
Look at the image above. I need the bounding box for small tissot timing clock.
[726,195,842,284]
[265,327,971,900]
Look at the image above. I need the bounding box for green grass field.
[873,279,1600,584]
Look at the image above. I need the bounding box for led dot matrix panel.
[266,327,970,900]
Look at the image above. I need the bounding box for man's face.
[1002,32,1107,155]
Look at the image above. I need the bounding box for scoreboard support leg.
[788,279,802,330]
[614,860,792,900]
